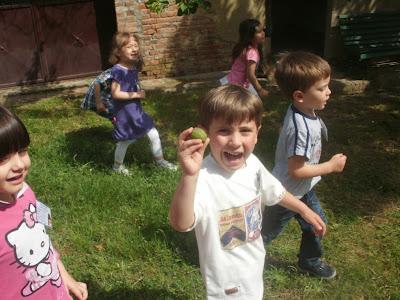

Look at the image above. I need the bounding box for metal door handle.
[0,44,7,52]
[72,34,84,46]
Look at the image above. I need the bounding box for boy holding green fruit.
[169,84,326,299]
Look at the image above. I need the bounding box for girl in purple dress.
[109,32,176,175]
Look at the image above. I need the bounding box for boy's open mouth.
[224,151,243,161]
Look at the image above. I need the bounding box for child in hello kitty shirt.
[0,105,88,300]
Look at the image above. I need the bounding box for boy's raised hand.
[280,191,326,237]
[329,153,347,173]
[300,209,327,237]
[178,127,209,176]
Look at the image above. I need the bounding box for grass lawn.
[10,85,400,299]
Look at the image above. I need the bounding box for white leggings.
[114,127,163,165]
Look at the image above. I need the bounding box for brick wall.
[114,0,232,79]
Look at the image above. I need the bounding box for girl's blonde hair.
[199,84,263,130]
[108,32,144,71]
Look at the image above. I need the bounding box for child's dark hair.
[108,32,144,71]
[199,84,263,130]
[274,51,331,99]
[232,19,261,61]
[0,106,30,159]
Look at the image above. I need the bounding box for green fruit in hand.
[191,127,207,142]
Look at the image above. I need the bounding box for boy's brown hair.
[274,51,331,99]
[199,84,263,130]
[108,32,144,71]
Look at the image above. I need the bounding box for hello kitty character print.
[0,184,69,299]
[7,203,62,296]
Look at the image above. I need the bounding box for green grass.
[10,86,400,299]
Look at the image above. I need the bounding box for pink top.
[0,183,71,300]
[227,46,260,88]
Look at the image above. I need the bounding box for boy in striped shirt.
[262,51,347,279]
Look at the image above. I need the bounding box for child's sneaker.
[156,159,177,170]
[113,164,131,176]
[298,259,336,279]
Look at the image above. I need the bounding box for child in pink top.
[220,19,269,98]
[0,106,88,300]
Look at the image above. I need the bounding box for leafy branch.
[145,0,211,16]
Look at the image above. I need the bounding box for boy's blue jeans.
[262,189,328,267]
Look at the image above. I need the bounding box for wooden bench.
[338,12,400,61]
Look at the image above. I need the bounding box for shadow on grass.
[265,255,299,273]
[86,277,191,300]
[16,105,86,119]
[314,91,399,219]
[63,126,114,170]
[145,89,205,136]
[11,93,85,119]
[63,127,163,170]
[4,87,83,108]
[139,219,199,267]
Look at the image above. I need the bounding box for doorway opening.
[270,0,328,56]
[94,0,117,69]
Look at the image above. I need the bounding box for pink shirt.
[227,46,260,88]
[0,184,71,300]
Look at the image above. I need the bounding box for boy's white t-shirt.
[190,153,285,299]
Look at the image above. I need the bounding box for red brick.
[144,29,156,35]
[142,19,157,25]
[157,27,177,34]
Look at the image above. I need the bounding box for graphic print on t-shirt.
[219,197,262,250]
[6,203,62,297]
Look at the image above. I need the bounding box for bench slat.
[340,24,400,32]
[344,38,400,46]
[355,43,400,51]
[360,49,400,60]
[338,12,400,23]
[343,32,400,42]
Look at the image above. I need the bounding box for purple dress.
[111,64,154,141]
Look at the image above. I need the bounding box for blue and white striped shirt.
[272,105,328,198]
